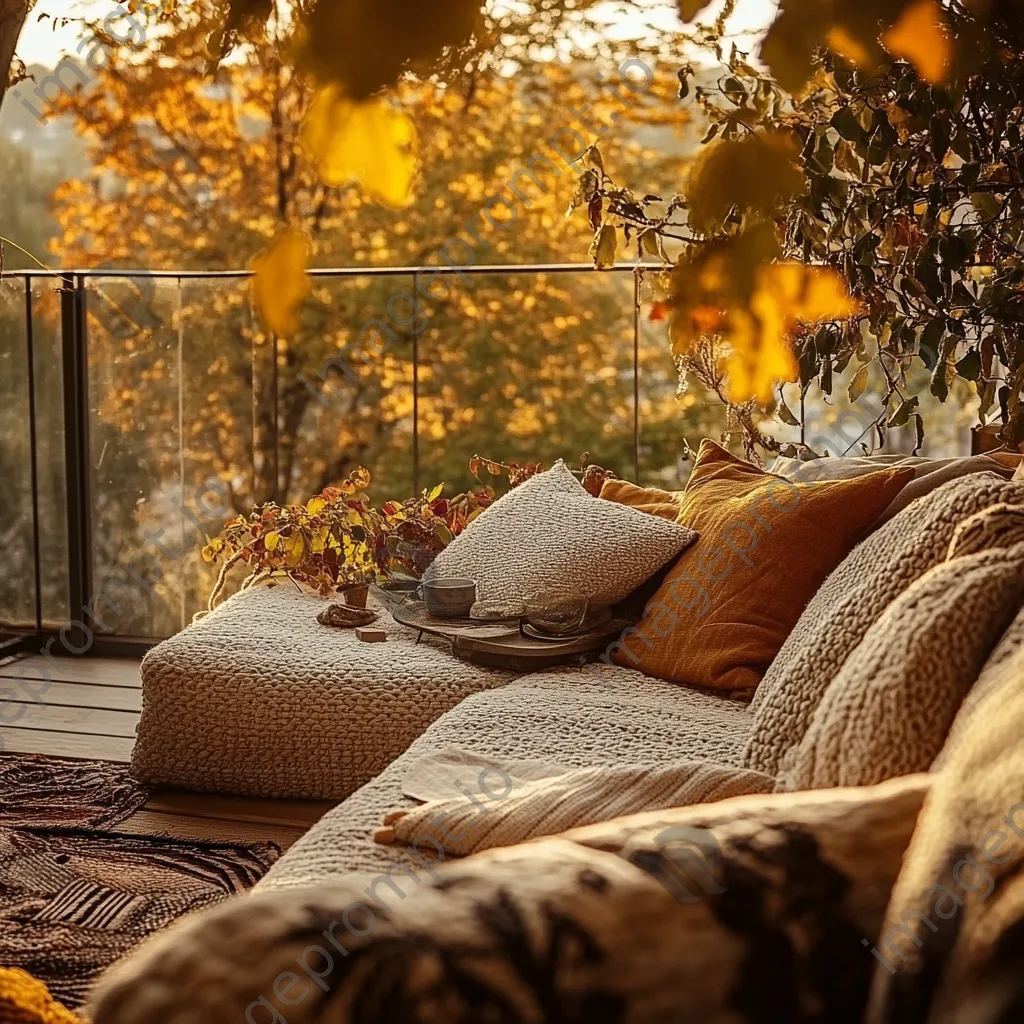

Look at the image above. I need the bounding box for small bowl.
[420,578,477,618]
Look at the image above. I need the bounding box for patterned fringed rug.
[0,754,281,1009]
[0,753,150,829]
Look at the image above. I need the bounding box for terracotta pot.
[342,584,369,609]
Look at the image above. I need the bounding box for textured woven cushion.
[866,609,1024,1023]
[772,452,1022,525]
[133,586,513,800]
[610,440,911,693]
[778,533,1024,791]
[427,461,696,616]
[745,473,1024,776]
[254,663,753,889]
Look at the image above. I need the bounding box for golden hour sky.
[16,0,779,67]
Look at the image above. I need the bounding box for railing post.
[412,269,420,496]
[633,267,642,483]
[60,274,92,652]
[24,276,42,636]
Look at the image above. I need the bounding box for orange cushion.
[610,440,914,693]
[599,478,681,521]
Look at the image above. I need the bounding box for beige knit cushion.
[772,452,1021,525]
[866,610,1024,1023]
[133,586,513,800]
[778,537,1024,792]
[947,500,1024,556]
[380,758,775,855]
[744,473,1024,776]
[427,460,697,616]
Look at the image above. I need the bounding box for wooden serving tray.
[391,598,635,672]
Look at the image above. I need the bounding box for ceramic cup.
[418,578,477,617]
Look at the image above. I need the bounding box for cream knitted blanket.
[375,747,774,855]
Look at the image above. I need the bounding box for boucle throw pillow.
[426,461,696,616]
[610,440,911,693]
[744,473,1024,776]
[865,610,1024,1024]
[778,537,1024,792]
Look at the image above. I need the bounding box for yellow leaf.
[849,363,870,403]
[251,228,311,336]
[264,530,281,552]
[307,496,327,515]
[590,224,617,269]
[686,133,804,236]
[725,264,859,406]
[767,264,859,323]
[427,483,444,501]
[302,85,417,209]
[727,293,799,406]
[285,531,306,567]
[882,0,950,85]
[825,26,872,68]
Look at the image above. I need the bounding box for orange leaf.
[882,0,950,85]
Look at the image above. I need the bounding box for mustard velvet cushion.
[609,440,912,693]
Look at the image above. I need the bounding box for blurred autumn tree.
[34,5,721,632]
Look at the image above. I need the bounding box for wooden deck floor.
[0,654,336,850]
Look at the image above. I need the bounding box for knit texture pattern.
[132,586,513,800]
[256,662,752,890]
[383,758,775,855]
[426,460,697,616]
[866,609,1024,1023]
[744,474,1024,775]
[778,537,1024,791]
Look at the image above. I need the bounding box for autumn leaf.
[285,531,306,567]
[251,228,311,336]
[825,26,873,69]
[882,0,950,85]
[307,496,327,515]
[685,132,805,235]
[849,363,870,402]
[302,85,418,209]
[264,530,281,552]
[667,242,858,405]
[590,224,617,269]
[768,263,860,324]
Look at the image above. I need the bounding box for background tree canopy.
[1,0,1021,635]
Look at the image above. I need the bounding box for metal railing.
[1,262,661,658]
